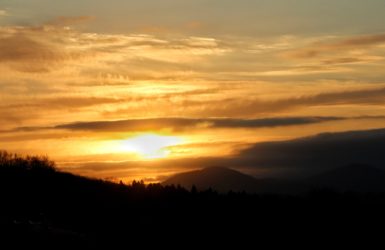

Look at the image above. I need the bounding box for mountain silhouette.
[163,166,307,194]
[3,151,385,247]
[163,166,257,192]
[164,164,385,194]
[307,164,385,192]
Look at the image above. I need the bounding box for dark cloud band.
[23,116,344,132]
[7,115,385,134]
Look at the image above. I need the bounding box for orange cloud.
[102,86,385,118]
[0,9,7,16]
[285,33,385,59]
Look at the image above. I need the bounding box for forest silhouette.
[1,150,385,248]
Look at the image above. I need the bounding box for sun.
[119,134,183,159]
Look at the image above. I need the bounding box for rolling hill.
[163,166,307,194]
[163,166,258,192]
[164,164,385,193]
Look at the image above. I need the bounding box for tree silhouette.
[1,150,385,247]
[0,150,56,172]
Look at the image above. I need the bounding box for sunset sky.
[1,0,385,182]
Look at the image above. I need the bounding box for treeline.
[1,151,385,248]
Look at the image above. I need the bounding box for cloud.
[46,96,124,108]
[260,86,385,113]
[285,33,385,59]
[61,127,385,181]
[54,116,344,132]
[321,57,369,65]
[176,86,385,117]
[230,127,385,177]
[0,34,57,63]
[47,16,95,27]
[0,21,229,74]
[0,25,96,72]
[0,10,7,16]
[7,116,385,134]
[2,96,124,109]
[0,96,128,130]
[97,85,385,118]
[338,33,385,47]
[15,77,378,126]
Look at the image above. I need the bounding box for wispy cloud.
[103,86,385,118]
[285,33,385,59]
[207,86,385,116]
[0,21,229,75]
[2,20,385,160]
[47,16,95,27]
[6,116,385,134]
[0,96,125,110]
[0,9,7,16]
[1,13,385,182]
[46,116,346,132]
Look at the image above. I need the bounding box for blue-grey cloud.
[6,115,385,134]
[10,116,345,133]
[230,127,385,177]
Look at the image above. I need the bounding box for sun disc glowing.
[119,134,183,159]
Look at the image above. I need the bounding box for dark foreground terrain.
[1,151,385,248]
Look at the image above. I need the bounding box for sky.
[1,0,385,182]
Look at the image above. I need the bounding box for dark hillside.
[1,151,385,247]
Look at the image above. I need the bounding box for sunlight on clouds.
[101,134,184,160]
[2,14,385,181]
[119,134,184,159]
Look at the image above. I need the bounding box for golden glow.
[118,134,183,159]
[2,11,385,182]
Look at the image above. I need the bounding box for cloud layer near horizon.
[61,127,385,182]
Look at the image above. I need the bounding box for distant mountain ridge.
[3,152,385,246]
[163,166,258,193]
[163,166,307,194]
[163,165,385,194]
